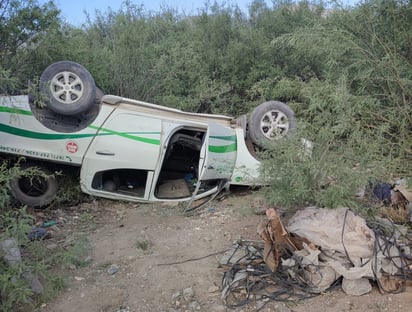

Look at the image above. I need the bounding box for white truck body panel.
[0,95,114,165]
[199,122,237,181]
[0,94,262,204]
[231,128,261,185]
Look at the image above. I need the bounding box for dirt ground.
[38,189,412,312]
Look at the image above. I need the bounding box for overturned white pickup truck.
[0,61,296,207]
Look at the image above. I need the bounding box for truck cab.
[0,61,296,207]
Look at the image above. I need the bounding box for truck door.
[188,122,237,204]
[81,111,161,201]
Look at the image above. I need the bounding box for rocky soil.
[36,190,412,312]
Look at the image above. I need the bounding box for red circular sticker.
[66,141,78,153]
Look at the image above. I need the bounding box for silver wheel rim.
[50,71,84,104]
[260,110,290,139]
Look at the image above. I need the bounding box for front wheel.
[11,165,58,208]
[248,101,296,146]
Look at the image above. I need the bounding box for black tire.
[11,166,58,208]
[248,101,296,146]
[95,87,104,104]
[40,61,96,116]
[236,114,247,138]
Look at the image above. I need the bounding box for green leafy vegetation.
[1,1,409,198]
[0,0,411,306]
[136,239,152,251]
[0,164,89,311]
[0,0,61,93]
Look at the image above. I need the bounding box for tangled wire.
[221,216,412,310]
[221,240,329,309]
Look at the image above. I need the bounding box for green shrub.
[0,163,89,311]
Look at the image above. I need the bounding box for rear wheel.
[40,61,96,116]
[95,87,104,104]
[11,165,58,208]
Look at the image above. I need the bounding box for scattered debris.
[220,206,412,308]
[369,181,392,205]
[257,208,314,272]
[42,220,58,227]
[363,179,410,211]
[28,227,51,241]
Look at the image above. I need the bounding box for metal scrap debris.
[220,206,412,308]
[256,208,315,272]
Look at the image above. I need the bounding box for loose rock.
[107,264,119,275]
[182,287,194,301]
[188,301,200,310]
[208,285,219,293]
[342,277,372,296]
[172,291,181,300]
